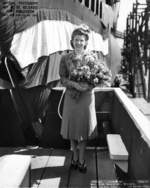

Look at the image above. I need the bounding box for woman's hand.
[74,82,92,92]
[79,82,89,91]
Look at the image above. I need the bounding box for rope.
[57,88,66,119]
[4,56,15,87]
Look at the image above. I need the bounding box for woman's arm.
[59,55,89,92]
[61,77,90,92]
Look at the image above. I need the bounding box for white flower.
[93,78,99,84]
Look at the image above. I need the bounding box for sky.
[117,0,146,32]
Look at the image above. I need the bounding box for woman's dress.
[59,52,97,141]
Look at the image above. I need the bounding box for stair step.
[106,134,128,160]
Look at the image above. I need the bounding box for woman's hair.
[70,24,90,49]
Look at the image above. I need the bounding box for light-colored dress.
[59,52,97,141]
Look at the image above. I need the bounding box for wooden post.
[100,1,102,19]
[98,0,100,18]
[94,0,97,15]
[148,65,150,102]
[88,0,91,9]
[81,0,85,6]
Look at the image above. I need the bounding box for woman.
[59,25,101,173]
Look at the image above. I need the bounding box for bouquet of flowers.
[70,52,111,87]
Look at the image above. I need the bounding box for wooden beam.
[94,0,98,15]
[98,0,101,18]
[81,0,85,6]
[88,0,92,9]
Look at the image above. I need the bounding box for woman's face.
[72,35,87,52]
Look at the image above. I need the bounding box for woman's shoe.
[70,159,78,170]
[78,161,87,173]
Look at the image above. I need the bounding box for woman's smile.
[72,35,87,52]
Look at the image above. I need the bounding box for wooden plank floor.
[0,146,118,188]
[68,149,97,188]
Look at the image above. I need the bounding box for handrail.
[114,88,150,147]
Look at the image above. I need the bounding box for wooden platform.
[0,146,118,188]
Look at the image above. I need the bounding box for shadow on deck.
[1,146,149,187]
[0,146,118,188]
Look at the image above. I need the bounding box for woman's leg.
[78,140,87,172]
[70,139,78,161]
[78,140,87,164]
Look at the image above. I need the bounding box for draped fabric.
[18,86,51,122]
[21,56,48,88]
[0,1,23,88]
[0,54,25,87]
[0,1,15,55]
[0,78,12,89]
[15,8,83,33]
[101,2,114,28]
[21,52,63,88]
[11,20,109,68]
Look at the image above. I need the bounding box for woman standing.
[59,25,110,173]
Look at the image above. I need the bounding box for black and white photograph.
[0,0,150,187]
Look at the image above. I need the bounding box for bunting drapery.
[11,20,109,68]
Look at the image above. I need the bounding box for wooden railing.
[111,88,150,180]
[74,0,121,33]
[74,0,104,19]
